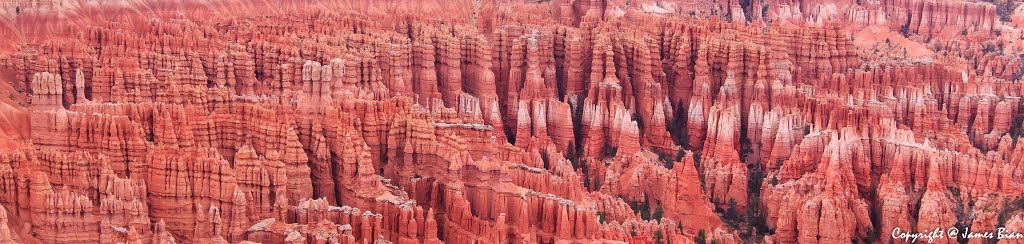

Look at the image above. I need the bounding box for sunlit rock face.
[0,0,1019,243]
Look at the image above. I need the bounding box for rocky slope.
[0,0,1020,243]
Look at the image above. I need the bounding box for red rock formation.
[0,205,16,244]
[661,152,726,233]
[0,0,1020,243]
[915,159,958,244]
[762,129,874,243]
[700,104,748,209]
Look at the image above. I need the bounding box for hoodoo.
[0,0,1020,243]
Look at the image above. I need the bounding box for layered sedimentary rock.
[0,0,1020,244]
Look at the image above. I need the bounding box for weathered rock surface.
[0,0,1019,243]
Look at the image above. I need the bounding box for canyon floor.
[0,0,1022,243]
